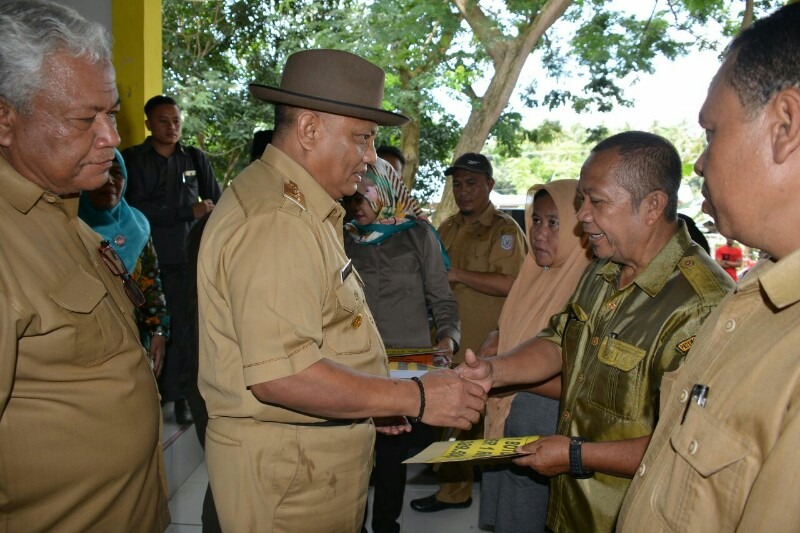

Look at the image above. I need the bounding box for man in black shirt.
[123,95,221,424]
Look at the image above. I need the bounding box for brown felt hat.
[249,49,409,127]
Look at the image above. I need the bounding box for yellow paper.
[403,436,541,464]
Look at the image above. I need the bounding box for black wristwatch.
[569,436,594,479]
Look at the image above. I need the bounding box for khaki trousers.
[206,417,375,532]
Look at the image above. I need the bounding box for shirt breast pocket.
[49,264,130,366]
[652,406,751,532]
[469,236,491,270]
[588,336,647,420]
[181,170,200,200]
[325,269,372,356]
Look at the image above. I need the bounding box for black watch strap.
[569,436,594,479]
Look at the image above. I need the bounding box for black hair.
[273,104,301,139]
[591,131,681,221]
[250,130,273,162]
[677,213,710,254]
[725,3,800,117]
[376,145,405,168]
[144,95,178,118]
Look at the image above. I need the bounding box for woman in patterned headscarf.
[343,158,458,533]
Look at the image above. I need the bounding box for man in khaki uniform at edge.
[457,131,733,533]
[197,49,487,532]
[618,5,800,531]
[411,153,526,512]
[0,2,169,531]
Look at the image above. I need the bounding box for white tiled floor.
[165,460,485,532]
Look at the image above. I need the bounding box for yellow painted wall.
[112,0,162,149]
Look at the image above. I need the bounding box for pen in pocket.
[681,383,709,424]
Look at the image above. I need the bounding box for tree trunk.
[400,115,421,192]
[432,0,573,226]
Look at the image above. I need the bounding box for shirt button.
[351,314,363,328]
[688,440,699,455]
[562,410,571,421]
[679,389,690,403]
[683,259,695,268]
[591,336,599,346]
[577,374,585,383]
[44,194,57,203]
[638,462,647,477]
[724,319,736,332]
[607,301,617,310]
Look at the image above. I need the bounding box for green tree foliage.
[160,0,783,202]
[161,0,349,184]
[484,119,708,214]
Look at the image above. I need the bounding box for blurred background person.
[124,94,221,425]
[715,237,743,281]
[80,149,170,376]
[411,152,526,513]
[479,180,592,532]
[344,159,460,533]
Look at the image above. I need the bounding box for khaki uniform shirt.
[438,204,525,360]
[617,249,800,532]
[0,156,169,532]
[537,224,732,533]
[198,145,388,424]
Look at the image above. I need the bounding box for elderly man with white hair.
[0,1,169,530]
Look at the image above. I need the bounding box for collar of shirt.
[452,202,497,227]
[261,144,343,225]
[759,247,800,310]
[143,136,187,157]
[0,153,79,218]
[596,220,693,297]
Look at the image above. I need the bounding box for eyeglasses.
[99,240,146,308]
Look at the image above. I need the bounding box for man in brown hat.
[197,49,487,531]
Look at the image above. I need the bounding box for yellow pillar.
[112,0,162,149]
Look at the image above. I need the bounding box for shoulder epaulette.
[678,253,731,304]
[283,179,306,210]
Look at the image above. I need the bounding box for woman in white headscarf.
[479,179,592,533]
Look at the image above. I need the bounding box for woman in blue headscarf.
[79,149,170,376]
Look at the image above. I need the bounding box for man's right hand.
[456,348,495,394]
[192,199,215,219]
[418,369,486,430]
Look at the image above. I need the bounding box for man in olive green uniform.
[197,49,486,532]
[619,5,800,531]
[459,131,732,533]
[411,153,526,512]
[0,2,169,531]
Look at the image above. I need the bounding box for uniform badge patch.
[676,336,696,355]
[500,234,514,251]
[283,179,306,209]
